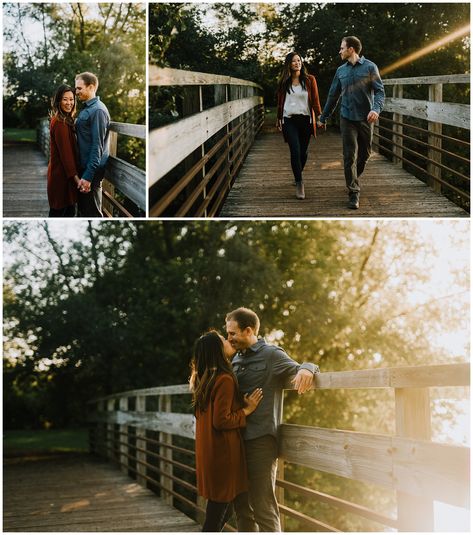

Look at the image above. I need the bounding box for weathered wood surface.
[279,424,469,508]
[105,156,146,211]
[384,97,470,129]
[3,454,199,532]
[149,96,263,184]
[89,410,195,439]
[219,130,468,217]
[90,362,469,405]
[149,65,262,88]
[383,74,470,85]
[3,143,49,217]
[109,122,146,139]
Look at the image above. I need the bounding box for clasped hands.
[73,175,91,193]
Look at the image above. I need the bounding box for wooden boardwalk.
[219,130,468,217]
[3,454,200,532]
[3,142,49,217]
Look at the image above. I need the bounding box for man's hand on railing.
[292,369,314,394]
[367,111,379,123]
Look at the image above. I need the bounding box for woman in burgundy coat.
[47,84,80,217]
[190,330,262,531]
[276,52,322,200]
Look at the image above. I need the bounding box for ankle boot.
[296,182,305,199]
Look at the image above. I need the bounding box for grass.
[3,128,36,143]
[4,429,89,456]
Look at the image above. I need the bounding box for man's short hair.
[226,307,260,335]
[343,36,362,54]
[76,72,99,89]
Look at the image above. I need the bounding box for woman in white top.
[276,52,322,200]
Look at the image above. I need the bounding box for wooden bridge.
[149,69,469,217]
[5,361,467,531]
[3,121,146,218]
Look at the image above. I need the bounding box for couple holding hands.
[47,72,110,218]
[190,307,320,532]
[276,35,385,209]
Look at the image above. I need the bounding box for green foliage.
[149,3,469,108]
[3,3,146,166]
[4,429,89,454]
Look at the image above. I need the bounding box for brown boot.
[296,182,305,200]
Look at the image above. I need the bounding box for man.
[75,72,110,217]
[226,307,319,532]
[318,36,384,209]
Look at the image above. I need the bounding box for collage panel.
[3,2,146,218]
[149,2,469,218]
[3,219,470,531]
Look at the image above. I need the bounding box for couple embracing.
[47,72,110,218]
[190,307,320,532]
[276,35,385,209]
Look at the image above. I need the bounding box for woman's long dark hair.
[50,84,76,125]
[277,52,309,95]
[189,330,241,413]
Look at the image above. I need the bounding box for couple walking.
[47,72,110,217]
[190,307,320,532]
[276,35,385,209]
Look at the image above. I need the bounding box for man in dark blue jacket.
[226,307,319,531]
[75,72,110,217]
[318,36,385,209]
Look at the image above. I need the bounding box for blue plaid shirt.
[320,56,385,122]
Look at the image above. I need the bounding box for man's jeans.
[233,435,281,532]
[78,180,103,217]
[340,116,374,194]
[282,115,312,183]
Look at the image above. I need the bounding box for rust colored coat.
[47,116,79,210]
[195,373,247,502]
[277,74,322,139]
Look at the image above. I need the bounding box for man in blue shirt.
[75,72,110,217]
[318,36,385,209]
[226,307,319,531]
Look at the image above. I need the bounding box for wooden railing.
[37,119,146,217]
[148,66,264,217]
[87,361,470,532]
[374,74,470,210]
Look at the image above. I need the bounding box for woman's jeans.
[49,205,76,217]
[282,115,312,183]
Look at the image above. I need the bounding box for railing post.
[119,396,129,474]
[277,391,285,530]
[103,130,118,216]
[427,83,443,193]
[135,395,147,487]
[395,388,434,531]
[392,84,404,165]
[106,398,115,461]
[159,394,173,505]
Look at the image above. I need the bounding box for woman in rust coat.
[47,84,80,217]
[276,52,322,200]
[190,331,262,532]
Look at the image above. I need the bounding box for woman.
[190,330,263,532]
[276,52,322,200]
[47,84,80,217]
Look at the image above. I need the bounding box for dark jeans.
[202,499,233,532]
[282,115,312,183]
[233,435,280,532]
[77,180,103,217]
[340,116,374,194]
[49,205,76,217]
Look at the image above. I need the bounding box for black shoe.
[348,193,360,209]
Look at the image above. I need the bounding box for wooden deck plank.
[219,130,468,217]
[3,454,200,532]
[3,142,50,217]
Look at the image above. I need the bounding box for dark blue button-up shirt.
[232,338,319,441]
[320,56,385,122]
[76,96,110,182]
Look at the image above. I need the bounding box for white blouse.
[283,84,310,118]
